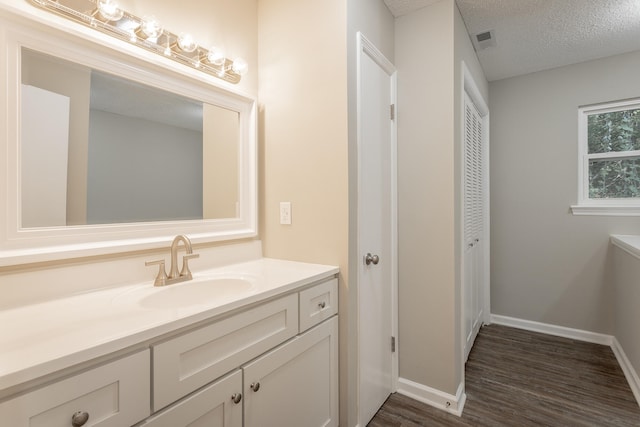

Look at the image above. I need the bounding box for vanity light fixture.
[96,0,123,22]
[177,33,198,53]
[28,0,246,84]
[207,47,226,66]
[138,16,162,40]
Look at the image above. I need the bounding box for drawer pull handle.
[231,393,242,404]
[318,301,326,309]
[71,411,89,427]
[250,382,261,392]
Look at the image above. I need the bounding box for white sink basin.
[139,278,254,309]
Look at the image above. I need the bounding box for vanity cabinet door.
[0,350,149,427]
[137,370,242,427]
[243,316,338,427]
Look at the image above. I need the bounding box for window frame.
[572,98,640,216]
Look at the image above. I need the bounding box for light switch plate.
[280,202,292,225]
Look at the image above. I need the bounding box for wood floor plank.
[368,324,640,426]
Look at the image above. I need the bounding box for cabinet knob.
[71,411,89,427]
[318,301,326,309]
[250,382,260,392]
[231,393,242,404]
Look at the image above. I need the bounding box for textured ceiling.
[384,0,640,81]
[91,71,203,132]
[382,0,442,17]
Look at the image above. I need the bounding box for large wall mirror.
[0,12,257,265]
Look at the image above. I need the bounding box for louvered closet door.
[463,92,485,360]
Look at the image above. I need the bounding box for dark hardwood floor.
[369,324,640,426]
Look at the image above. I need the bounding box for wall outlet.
[279,202,292,225]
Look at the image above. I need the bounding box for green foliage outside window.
[587,108,640,198]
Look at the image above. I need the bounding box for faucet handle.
[146,259,168,287]
[180,253,199,279]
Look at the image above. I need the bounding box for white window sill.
[570,205,640,216]
[610,235,640,260]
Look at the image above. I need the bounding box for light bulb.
[206,47,226,66]
[97,0,124,21]
[231,57,248,76]
[140,16,162,39]
[177,33,197,53]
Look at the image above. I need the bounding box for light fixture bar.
[28,0,245,84]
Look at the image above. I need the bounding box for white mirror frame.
[0,7,257,266]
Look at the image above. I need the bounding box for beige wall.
[257,0,349,420]
[257,0,347,265]
[203,104,239,219]
[490,50,640,334]
[396,0,487,396]
[612,246,640,380]
[396,0,456,394]
[396,0,458,394]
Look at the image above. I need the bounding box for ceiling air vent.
[474,30,496,51]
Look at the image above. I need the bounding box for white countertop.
[0,258,338,391]
[611,235,640,260]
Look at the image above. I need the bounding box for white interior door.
[21,84,70,228]
[357,33,397,426]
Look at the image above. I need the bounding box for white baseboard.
[397,378,466,416]
[611,337,640,406]
[490,314,613,345]
[490,313,640,407]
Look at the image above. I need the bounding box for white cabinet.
[138,370,243,427]
[151,279,339,427]
[0,277,338,427]
[152,294,298,411]
[0,350,150,427]
[243,316,338,427]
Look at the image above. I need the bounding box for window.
[572,99,640,216]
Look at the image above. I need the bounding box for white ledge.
[571,205,640,216]
[611,235,640,260]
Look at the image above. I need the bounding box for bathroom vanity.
[0,258,339,426]
[0,4,340,426]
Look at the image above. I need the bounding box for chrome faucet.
[146,235,200,286]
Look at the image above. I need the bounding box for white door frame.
[356,31,398,426]
[460,61,490,360]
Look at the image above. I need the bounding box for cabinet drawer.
[138,370,242,427]
[299,278,338,332]
[152,294,298,411]
[0,350,150,427]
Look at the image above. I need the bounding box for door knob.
[364,253,379,265]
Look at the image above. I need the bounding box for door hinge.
[390,104,395,120]
[391,336,396,353]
